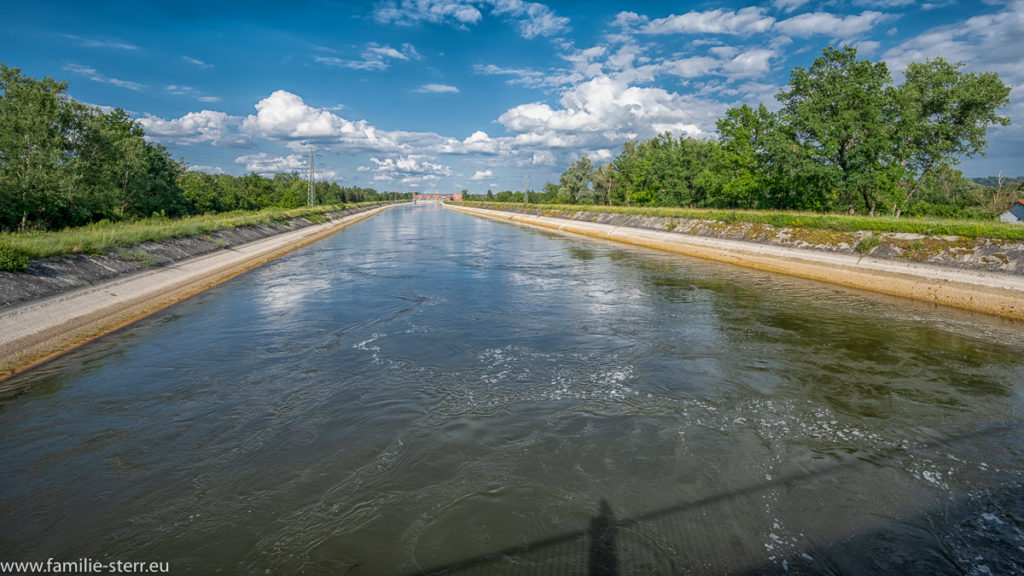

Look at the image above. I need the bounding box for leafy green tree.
[541,182,560,203]
[592,163,614,205]
[714,104,776,208]
[179,171,221,213]
[611,141,652,206]
[559,156,595,203]
[777,46,891,214]
[888,57,1011,216]
[0,64,79,231]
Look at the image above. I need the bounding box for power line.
[307,150,318,207]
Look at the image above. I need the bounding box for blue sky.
[3,0,1021,192]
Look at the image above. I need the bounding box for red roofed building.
[413,192,462,204]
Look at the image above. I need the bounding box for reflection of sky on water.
[0,206,1022,575]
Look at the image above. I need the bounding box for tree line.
[0,64,407,233]
[476,47,1015,218]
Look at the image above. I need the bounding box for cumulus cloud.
[235,153,307,174]
[498,75,719,152]
[721,48,777,78]
[139,110,241,146]
[881,0,1024,172]
[641,7,776,35]
[372,155,451,175]
[370,154,452,186]
[491,0,570,38]
[470,169,493,180]
[772,0,812,13]
[241,90,364,140]
[662,48,776,80]
[775,11,895,39]
[376,0,483,27]
[375,0,568,38]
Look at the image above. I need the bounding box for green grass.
[0,203,383,271]
[460,201,1024,241]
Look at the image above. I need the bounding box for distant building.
[413,192,462,204]
[998,200,1024,224]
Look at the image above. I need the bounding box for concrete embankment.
[448,204,1024,321]
[0,204,397,384]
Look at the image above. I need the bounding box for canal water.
[1,205,1022,575]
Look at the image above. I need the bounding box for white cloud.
[611,11,645,28]
[881,0,1024,174]
[65,35,138,50]
[166,84,221,102]
[236,153,307,174]
[62,64,143,91]
[471,169,493,180]
[490,0,570,38]
[371,155,451,176]
[641,7,776,35]
[375,0,568,38]
[852,0,915,6]
[531,150,557,165]
[662,48,776,80]
[187,164,224,174]
[139,110,240,145]
[315,42,421,71]
[772,0,812,12]
[183,56,213,69]
[664,56,721,79]
[473,63,548,88]
[775,11,895,39]
[370,154,452,187]
[241,90,363,140]
[376,0,483,27]
[721,48,777,78]
[498,75,718,152]
[417,83,460,93]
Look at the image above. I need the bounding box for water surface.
[1,205,1022,574]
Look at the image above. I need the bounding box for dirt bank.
[448,204,1024,321]
[0,204,396,385]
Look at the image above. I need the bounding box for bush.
[0,241,30,272]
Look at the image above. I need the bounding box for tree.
[179,171,221,213]
[714,104,776,208]
[611,141,648,205]
[592,163,614,205]
[559,156,595,203]
[777,46,891,215]
[888,57,1011,216]
[0,64,79,231]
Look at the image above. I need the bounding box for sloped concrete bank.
[448,204,1024,321]
[0,204,396,384]
[0,204,391,308]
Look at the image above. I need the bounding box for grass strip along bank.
[459,201,1024,242]
[0,203,387,271]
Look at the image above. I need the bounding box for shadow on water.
[401,421,1024,576]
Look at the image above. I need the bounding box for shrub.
[0,241,30,272]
